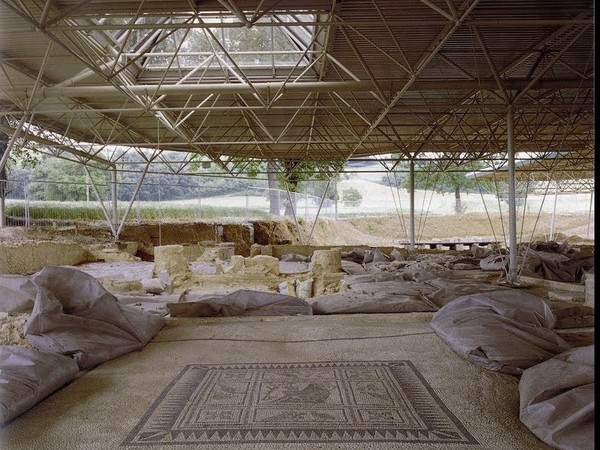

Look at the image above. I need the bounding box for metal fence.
[0,176,594,243]
[1,178,339,229]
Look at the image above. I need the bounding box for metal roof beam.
[4,78,592,101]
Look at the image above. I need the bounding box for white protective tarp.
[0,275,37,313]
[25,266,164,369]
[308,292,437,314]
[430,290,571,375]
[519,345,594,450]
[167,289,313,317]
[0,346,79,425]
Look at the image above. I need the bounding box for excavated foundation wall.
[119,223,219,257]
[0,218,394,275]
[0,241,93,275]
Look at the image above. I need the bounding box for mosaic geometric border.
[121,361,478,446]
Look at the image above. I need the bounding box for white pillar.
[111,166,118,233]
[409,160,416,252]
[549,182,558,240]
[587,190,594,238]
[506,106,518,284]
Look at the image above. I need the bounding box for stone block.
[153,245,192,286]
[245,255,280,275]
[310,249,342,274]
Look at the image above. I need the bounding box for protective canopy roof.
[0,0,594,176]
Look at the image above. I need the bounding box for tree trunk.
[454,186,462,215]
[267,160,280,216]
[283,160,299,217]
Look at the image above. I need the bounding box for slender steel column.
[409,160,416,252]
[587,191,594,238]
[506,106,518,283]
[111,166,118,234]
[549,182,559,240]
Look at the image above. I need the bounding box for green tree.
[28,157,109,201]
[279,159,343,217]
[403,162,493,215]
[244,158,343,217]
[0,117,43,224]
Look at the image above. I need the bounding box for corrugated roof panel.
[0,0,593,168]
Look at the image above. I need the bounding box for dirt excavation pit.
[0,214,593,349]
[0,217,594,350]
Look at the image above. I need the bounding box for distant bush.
[342,187,363,206]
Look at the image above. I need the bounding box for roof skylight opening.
[134,13,317,72]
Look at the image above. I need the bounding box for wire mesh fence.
[0,175,594,244]
[1,178,340,228]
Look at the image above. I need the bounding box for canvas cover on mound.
[430,289,571,375]
[309,292,437,314]
[519,345,594,450]
[167,289,313,317]
[25,266,164,369]
[0,345,79,425]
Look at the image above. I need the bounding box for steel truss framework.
[0,0,594,283]
[0,0,593,178]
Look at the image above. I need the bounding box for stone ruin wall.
[0,219,313,274]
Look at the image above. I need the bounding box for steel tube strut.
[409,160,416,253]
[506,106,518,284]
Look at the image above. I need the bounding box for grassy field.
[4,174,594,243]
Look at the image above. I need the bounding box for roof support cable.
[307,178,331,243]
[417,161,439,243]
[483,159,511,278]
[386,171,407,242]
[517,172,532,245]
[416,162,431,242]
[470,163,505,280]
[114,152,158,239]
[468,27,510,274]
[516,172,554,280]
[83,164,117,238]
